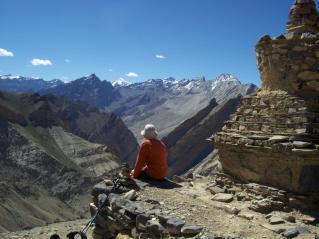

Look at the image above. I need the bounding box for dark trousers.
[138,170,165,181]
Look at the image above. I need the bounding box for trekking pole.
[79,177,122,237]
[51,176,123,239]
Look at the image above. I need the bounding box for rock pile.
[207,173,319,213]
[89,173,205,239]
[213,0,319,194]
[205,173,319,238]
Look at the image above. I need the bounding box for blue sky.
[0,0,302,85]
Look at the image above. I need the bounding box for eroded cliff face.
[25,93,139,164]
[213,0,319,194]
[163,97,243,177]
[0,92,125,232]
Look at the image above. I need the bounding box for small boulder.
[145,220,169,239]
[158,214,170,226]
[293,141,313,149]
[301,215,317,224]
[283,215,296,223]
[282,229,299,238]
[207,186,226,195]
[249,199,284,214]
[181,225,204,237]
[269,216,285,225]
[238,213,254,220]
[236,192,247,201]
[166,218,186,236]
[123,190,137,201]
[136,214,151,231]
[111,198,145,218]
[212,193,233,203]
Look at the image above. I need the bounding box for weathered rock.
[181,225,204,237]
[282,229,299,238]
[158,214,170,226]
[214,205,240,215]
[166,218,186,236]
[104,179,113,186]
[145,220,169,239]
[261,224,295,234]
[301,215,317,224]
[238,213,254,220]
[249,199,284,214]
[292,141,313,149]
[207,186,226,194]
[136,214,151,231]
[123,190,137,201]
[269,216,285,225]
[283,215,296,223]
[211,193,233,203]
[111,198,145,218]
[236,192,247,201]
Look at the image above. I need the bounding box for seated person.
[131,124,168,181]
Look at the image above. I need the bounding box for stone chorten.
[213,1,319,194]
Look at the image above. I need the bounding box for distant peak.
[87,73,98,79]
[80,74,101,82]
[112,78,132,87]
[214,74,241,84]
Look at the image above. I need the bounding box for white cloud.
[31,58,52,66]
[0,48,14,57]
[155,54,166,59]
[65,59,71,63]
[126,72,138,78]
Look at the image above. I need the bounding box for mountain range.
[0,75,63,92]
[0,73,257,140]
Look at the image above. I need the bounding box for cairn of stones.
[213,0,319,194]
[90,167,204,239]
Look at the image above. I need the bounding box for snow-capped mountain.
[112,78,132,87]
[126,74,241,96]
[107,74,257,138]
[0,73,257,139]
[0,74,63,92]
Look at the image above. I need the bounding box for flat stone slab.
[212,193,234,203]
[207,186,226,194]
[261,224,296,234]
[269,216,285,225]
[293,141,313,149]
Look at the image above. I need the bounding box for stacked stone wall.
[256,33,319,96]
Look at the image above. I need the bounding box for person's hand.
[130,169,135,177]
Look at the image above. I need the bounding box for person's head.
[141,124,158,139]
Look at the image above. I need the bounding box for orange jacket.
[132,139,168,180]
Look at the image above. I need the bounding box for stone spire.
[287,0,319,33]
